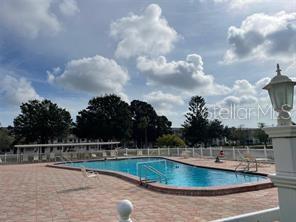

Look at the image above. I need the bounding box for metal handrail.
[235,150,258,172]
[145,165,168,183]
[140,165,168,184]
[55,155,73,164]
[55,155,89,170]
[136,159,167,174]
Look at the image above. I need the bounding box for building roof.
[15,141,120,148]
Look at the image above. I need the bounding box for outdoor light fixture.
[263,64,296,126]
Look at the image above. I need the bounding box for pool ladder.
[235,160,258,172]
[55,155,73,163]
[139,165,168,184]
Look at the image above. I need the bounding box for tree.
[75,94,132,142]
[255,122,269,146]
[13,100,72,143]
[156,116,172,138]
[222,126,231,141]
[225,127,238,145]
[0,126,14,152]
[207,119,224,144]
[130,100,172,147]
[156,134,185,148]
[236,125,247,146]
[137,116,149,147]
[182,96,209,146]
[130,100,158,147]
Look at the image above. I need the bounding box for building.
[13,134,120,155]
[171,127,184,139]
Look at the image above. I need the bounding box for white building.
[13,134,120,155]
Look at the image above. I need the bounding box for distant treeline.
[0,94,268,149]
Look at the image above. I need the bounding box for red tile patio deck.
[0,158,278,222]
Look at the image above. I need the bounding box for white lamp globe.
[263,64,296,126]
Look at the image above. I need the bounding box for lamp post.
[263,64,296,222]
[263,64,296,126]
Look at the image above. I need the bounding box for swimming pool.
[65,157,267,187]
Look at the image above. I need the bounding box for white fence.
[211,207,280,222]
[115,199,280,222]
[0,146,274,164]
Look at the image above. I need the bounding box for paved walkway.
[0,158,278,222]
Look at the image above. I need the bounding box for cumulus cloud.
[137,54,230,96]
[219,77,271,107]
[208,76,274,125]
[0,0,63,39]
[59,0,79,16]
[221,80,257,106]
[232,79,256,95]
[0,75,42,106]
[255,77,271,90]
[47,55,129,100]
[222,95,258,106]
[110,4,178,59]
[224,11,296,63]
[144,91,184,116]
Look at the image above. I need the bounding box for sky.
[0,0,295,128]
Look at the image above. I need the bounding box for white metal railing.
[115,199,279,222]
[211,207,280,222]
[116,200,279,222]
[0,146,274,164]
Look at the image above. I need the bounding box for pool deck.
[0,157,278,222]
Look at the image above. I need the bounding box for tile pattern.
[0,158,277,222]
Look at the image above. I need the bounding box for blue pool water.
[66,157,267,187]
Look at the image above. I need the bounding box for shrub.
[156,134,185,148]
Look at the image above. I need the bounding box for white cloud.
[222,95,258,106]
[0,75,42,106]
[144,91,184,116]
[232,79,256,95]
[0,0,62,39]
[137,54,230,96]
[216,80,252,106]
[47,55,129,100]
[218,77,271,107]
[212,0,266,9]
[110,4,178,59]
[224,11,296,63]
[209,76,274,126]
[255,77,271,90]
[59,0,79,16]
